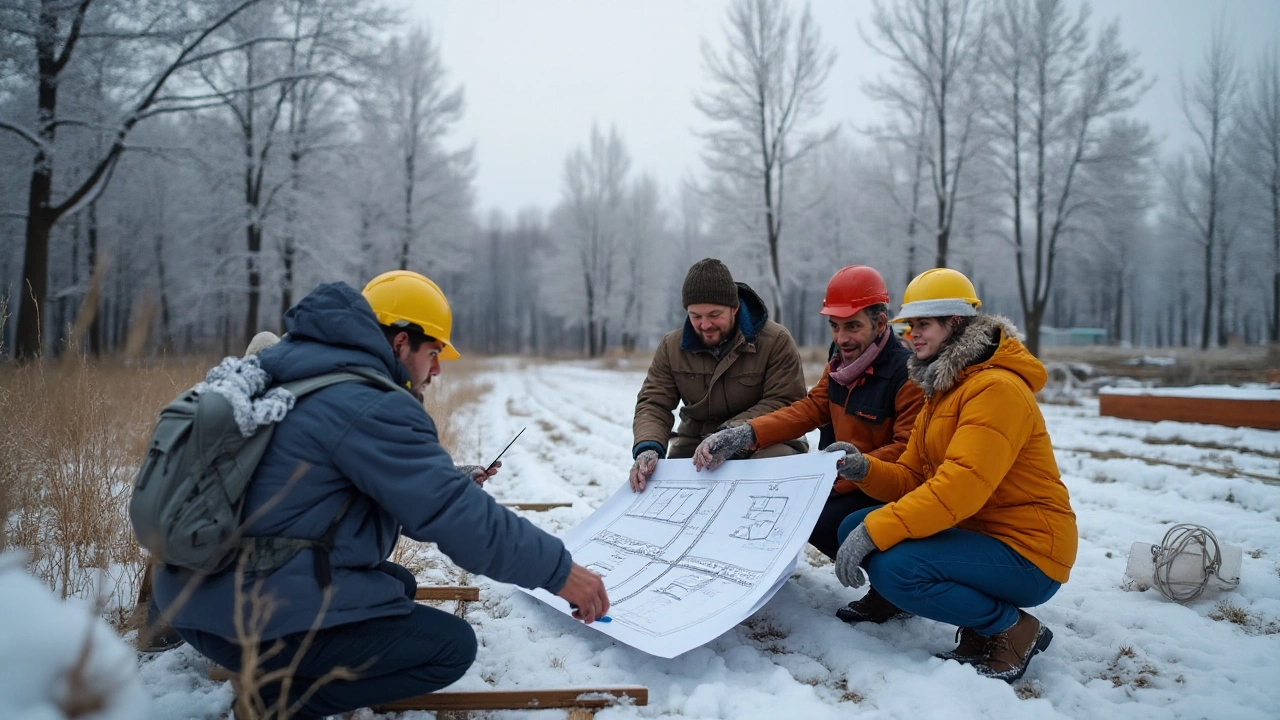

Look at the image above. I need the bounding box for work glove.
[824,441,869,482]
[835,522,875,588]
[457,462,500,487]
[692,424,756,472]
[629,450,659,493]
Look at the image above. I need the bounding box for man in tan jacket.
[629,258,808,491]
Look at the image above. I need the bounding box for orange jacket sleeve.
[747,368,833,449]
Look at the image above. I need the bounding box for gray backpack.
[129,366,408,582]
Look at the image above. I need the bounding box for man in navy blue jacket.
[154,271,609,719]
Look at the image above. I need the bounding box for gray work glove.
[692,424,756,472]
[629,450,659,493]
[824,441,869,482]
[835,522,875,588]
[457,462,500,487]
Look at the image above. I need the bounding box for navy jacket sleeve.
[331,390,573,593]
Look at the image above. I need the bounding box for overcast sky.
[408,0,1280,217]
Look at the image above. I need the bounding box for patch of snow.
[0,553,150,720]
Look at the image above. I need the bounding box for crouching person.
[152,270,608,719]
[691,265,923,625]
[830,268,1077,683]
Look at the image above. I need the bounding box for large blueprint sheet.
[523,452,839,658]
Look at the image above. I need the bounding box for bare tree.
[547,123,631,357]
[362,26,469,275]
[1169,22,1239,349]
[695,0,836,320]
[865,0,988,270]
[984,0,1150,355]
[276,0,393,320]
[1,0,265,359]
[1239,46,1280,342]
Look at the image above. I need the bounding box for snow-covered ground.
[134,359,1280,719]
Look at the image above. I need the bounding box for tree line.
[2,0,1278,360]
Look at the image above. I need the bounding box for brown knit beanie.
[682,258,739,308]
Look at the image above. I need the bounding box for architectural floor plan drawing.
[523,452,840,658]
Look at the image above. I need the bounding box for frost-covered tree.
[864,0,988,270]
[1167,23,1239,349]
[983,0,1151,355]
[546,123,632,357]
[694,0,836,320]
[1,0,266,359]
[1238,46,1280,342]
[360,26,473,277]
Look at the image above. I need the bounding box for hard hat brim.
[891,298,980,323]
[440,343,461,361]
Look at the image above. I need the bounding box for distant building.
[1039,327,1108,347]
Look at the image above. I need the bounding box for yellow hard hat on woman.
[362,270,461,360]
[891,268,982,323]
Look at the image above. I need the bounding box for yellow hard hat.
[891,268,982,323]
[362,270,460,360]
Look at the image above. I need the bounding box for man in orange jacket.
[692,265,923,623]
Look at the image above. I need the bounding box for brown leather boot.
[976,611,1053,683]
[935,627,988,664]
[835,587,910,624]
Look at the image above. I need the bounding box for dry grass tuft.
[0,355,206,622]
[1,351,489,631]
[1099,644,1159,689]
[1209,600,1280,635]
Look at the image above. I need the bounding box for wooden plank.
[372,686,648,712]
[500,501,573,511]
[1099,393,1280,430]
[414,586,480,602]
[208,667,648,715]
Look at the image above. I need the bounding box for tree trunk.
[1025,303,1043,358]
[155,230,171,350]
[1201,233,1213,349]
[1271,177,1279,342]
[85,202,102,355]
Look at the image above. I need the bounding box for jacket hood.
[257,282,411,388]
[681,281,770,350]
[908,314,1046,397]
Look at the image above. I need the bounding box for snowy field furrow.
[139,361,1280,719]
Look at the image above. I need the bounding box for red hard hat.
[820,265,890,317]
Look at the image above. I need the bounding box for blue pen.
[569,603,612,622]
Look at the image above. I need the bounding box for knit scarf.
[828,327,890,388]
[194,355,296,437]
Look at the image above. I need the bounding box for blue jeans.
[180,562,477,719]
[837,507,1061,636]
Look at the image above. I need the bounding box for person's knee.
[431,612,478,674]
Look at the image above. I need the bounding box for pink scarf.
[828,328,891,388]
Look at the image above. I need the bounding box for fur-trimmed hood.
[908,314,1046,397]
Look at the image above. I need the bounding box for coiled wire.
[1150,524,1238,602]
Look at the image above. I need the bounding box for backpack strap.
[234,367,411,587]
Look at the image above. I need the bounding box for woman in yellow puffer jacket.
[830,268,1077,685]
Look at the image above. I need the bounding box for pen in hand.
[486,427,526,473]
[570,602,612,622]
